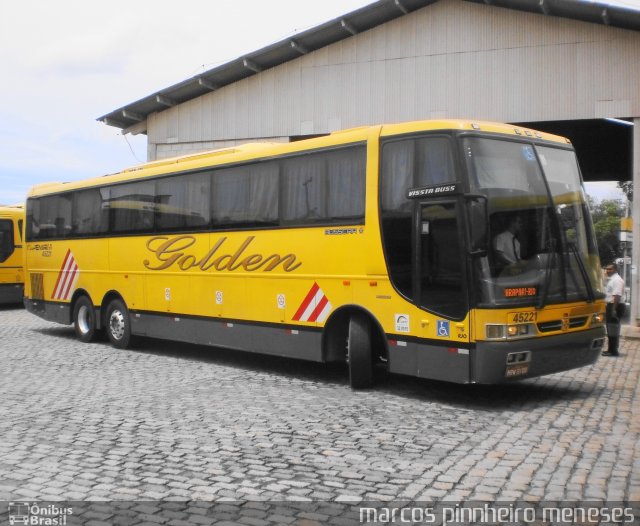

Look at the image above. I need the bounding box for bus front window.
[0,220,14,263]
[464,138,603,308]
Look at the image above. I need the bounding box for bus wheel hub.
[109,311,125,340]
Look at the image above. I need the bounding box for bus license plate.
[505,363,529,378]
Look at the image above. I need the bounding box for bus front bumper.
[0,283,24,305]
[473,326,606,384]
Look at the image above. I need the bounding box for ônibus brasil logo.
[8,502,73,525]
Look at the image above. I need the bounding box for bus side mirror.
[466,195,488,256]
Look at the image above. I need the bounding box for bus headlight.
[486,323,534,340]
[507,324,531,337]
[591,313,605,326]
[486,324,505,339]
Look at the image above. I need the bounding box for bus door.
[413,200,468,323]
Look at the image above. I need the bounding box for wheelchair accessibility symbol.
[437,320,450,337]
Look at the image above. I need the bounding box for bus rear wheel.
[347,313,373,389]
[105,298,132,349]
[73,295,98,343]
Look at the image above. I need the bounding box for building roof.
[98,0,640,132]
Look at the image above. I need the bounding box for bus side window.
[380,140,415,300]
[109,181,156,233]
[212,162,279,228]
[72,189,108,235]
[281,147,365,226]
[36,195,72,240]
[380,136,457,305]
[157,172,211,231]
[0,220,14,262]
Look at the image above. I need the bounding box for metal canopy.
[97,0,640,132]
[469,0,640,30]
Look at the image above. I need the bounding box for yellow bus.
[0,204,25,305]
[23,120,606,387]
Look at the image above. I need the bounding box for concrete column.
[631,118,640,326]
[147,142,158,162]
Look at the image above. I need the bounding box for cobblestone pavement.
[0,305,638,525]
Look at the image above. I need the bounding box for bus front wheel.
[105,298,132,349]
[347,314,373,389]
[73,295,98,343]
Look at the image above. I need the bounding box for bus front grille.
[569,316,588,329]
[537,316,588,333]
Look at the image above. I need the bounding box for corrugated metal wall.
[148,0,640,160]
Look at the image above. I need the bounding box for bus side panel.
[350,275,473,383]
[129,311,323,361]
[107,237,150,311]
[387,342,471,383]
[71,239,111,308]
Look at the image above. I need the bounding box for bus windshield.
[0,219,14,263]
[464,137,604,308]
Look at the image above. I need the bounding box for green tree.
[617,181,633,202]
[589,198,624,264]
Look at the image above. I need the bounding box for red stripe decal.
[56,258,74,300]
[292,282,319,321]
[307,295,328,323]
[51,249,71,299]
[61,262,78,300]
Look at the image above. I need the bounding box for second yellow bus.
[0,204,25,305]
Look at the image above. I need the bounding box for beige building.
[99,0,640,321]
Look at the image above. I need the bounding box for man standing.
[603,262,625,357]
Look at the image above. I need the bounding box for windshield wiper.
[537,240,554,310]
[567,242,595,303]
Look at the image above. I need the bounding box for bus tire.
[348,314,373,389]
[105,298,132,349]
[73,295,97,343]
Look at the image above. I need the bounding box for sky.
[0,0,636,205]
[0,0,376,205]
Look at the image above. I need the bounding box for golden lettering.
[242,254,264,271]
[179,255,197,271]
[143,235,302,273]
[144,236,196,270]
[218,237,255,271]
[197,238,225,271]
[262,253,302,272]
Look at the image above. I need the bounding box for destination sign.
[503,287,538,298]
